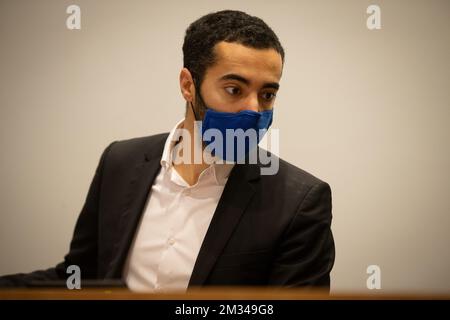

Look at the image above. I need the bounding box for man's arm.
[267,182,335,290]
[0,142,116,287]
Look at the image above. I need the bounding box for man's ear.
[179,68,195,103]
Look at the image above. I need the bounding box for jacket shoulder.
[278,157,327,188]
[260,151,328,190]
[106,133,169,164]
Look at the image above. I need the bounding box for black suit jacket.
[0,133,335,289]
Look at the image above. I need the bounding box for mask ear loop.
[190,75,209,121]
[190,101,199,121]
[189,80,207,156]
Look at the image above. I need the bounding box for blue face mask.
[190,100,274,163]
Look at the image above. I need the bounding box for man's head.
[180,10,284,120]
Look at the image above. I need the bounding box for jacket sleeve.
[267,181,335,291]
[0,141,116,287]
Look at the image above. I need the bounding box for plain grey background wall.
[0,0,449,293]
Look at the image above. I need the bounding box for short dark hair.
[182,10,285,86]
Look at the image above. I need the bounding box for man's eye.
[262,92,276,101]
[225,87,240,95]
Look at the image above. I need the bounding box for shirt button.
[168,238,175,246]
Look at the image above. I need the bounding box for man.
[0,10,335,291]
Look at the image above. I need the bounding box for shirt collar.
[160,118,184,170]
[160,118,234,186]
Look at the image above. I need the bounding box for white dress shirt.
[123,119,234,292]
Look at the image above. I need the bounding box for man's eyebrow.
[219,73,280,90]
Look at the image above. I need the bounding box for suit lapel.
[188,162,261,286]
[106,135,167,278]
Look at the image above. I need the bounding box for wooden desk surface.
[0,287,449,300]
